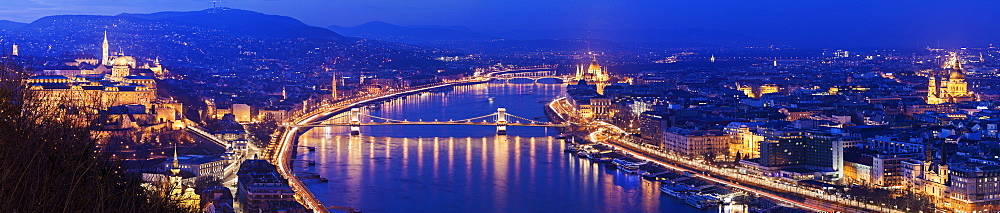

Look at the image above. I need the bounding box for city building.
[640,111,673,146]
[738,83,780,99]
[725,121,791,159]
[232,103,252,123]
[236,160,307,213]
[843,150,917,187]
[741,127,843,181]
[661,127,729,158]
[590,95,612,120]
[162,154,230,179]
[944,163,1000,213]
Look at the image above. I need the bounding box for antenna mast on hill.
[211,1,222,13]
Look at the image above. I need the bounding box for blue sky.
[3,0,1000,48]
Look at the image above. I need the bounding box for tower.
[496,108,507,135]
[282,86,288,100]
[11,44,17,56]
[928,75,939,102]
[169,145,184,195]
[168,145,200,209]
[102,31,110,66]
[331,74,338,100]
[149,57,163,75]
[710,54,715,62]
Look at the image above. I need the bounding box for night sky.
[4,0,1000,48]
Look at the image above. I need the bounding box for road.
[548,97,907,213]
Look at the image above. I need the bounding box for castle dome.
[112,56,135,66]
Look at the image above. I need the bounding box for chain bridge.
[292,108,568,135]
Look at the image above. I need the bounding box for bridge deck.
[296,122,566,127]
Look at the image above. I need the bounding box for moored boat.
[564,144,579,153]
[683,194,720,209]
[659,185,689,199]
[613,157,649,173]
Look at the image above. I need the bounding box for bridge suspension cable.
[359,114,411,123]
[504,113,550,124]
[451,113,499,122]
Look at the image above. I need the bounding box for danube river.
[293,81,726,213]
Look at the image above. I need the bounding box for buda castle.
[25,32,182,129]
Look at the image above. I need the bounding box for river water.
[293,81,727,213]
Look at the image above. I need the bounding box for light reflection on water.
[293,82,741,213]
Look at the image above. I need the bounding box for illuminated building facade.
[903,157,1000,213]
[927,56,975,104]
[575,55,609,83]
[168,148,202,210]
[662,127,730,158]
[725,122,765,159]
[738,84,780,99]
[26,33,166,112]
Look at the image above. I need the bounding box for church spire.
[170,145,180,176]
[102,31,110,66]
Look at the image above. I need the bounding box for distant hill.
[329,21,761,47]
[329,21,496,44]
[120,8,343,40]
[4,12,437,71]
[0,20,27,31]
[490,28,761,46]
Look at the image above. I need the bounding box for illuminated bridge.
[479,68,572,83]
[292,107,568,135]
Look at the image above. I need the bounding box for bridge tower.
[496,108,507,135]
[349,108,361,135]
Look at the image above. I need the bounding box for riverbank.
[544,98,850,213]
